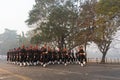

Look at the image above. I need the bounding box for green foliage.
[26,0,56,25]
[96,0,120,17]
[17,32,30,46]
[26,0,79,49]
[0,29,18,55]
[94,0,120,63]
[94,0,120,46]
[26,0,120,62]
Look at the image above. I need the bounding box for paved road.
[0,61,120,80]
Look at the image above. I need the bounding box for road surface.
[0,61,120,80]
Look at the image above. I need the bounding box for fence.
[87,58,120,64]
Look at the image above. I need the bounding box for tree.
[75,0,120,63]
[26,0,68,25]
[26,0,79,50]
[75,0,97,51]
[0,29,18,55]
[17,32,31,47]
[26,0,120,63]
[34,1,78,49]
[94,0,120,63]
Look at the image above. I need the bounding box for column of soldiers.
[7,45,87,67]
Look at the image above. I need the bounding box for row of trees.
[0,29,18,55]
[0,29,30,55]
[26,0,120,63]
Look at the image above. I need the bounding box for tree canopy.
[26,0,120,63]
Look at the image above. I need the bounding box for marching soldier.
[7,44,88,67]
[33,45,39,66]
[70,50,75,64]
[7,49,10,62]
[56,47,62,64]
[62,48,68,66]
[41,44,48,67]
[19,45,26,66]
[47,46,52,64]
[78,46,86,66]
[16,47,20,65]
[29,45,34,65]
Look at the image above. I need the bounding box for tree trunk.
[84,42,87,53]
[101,52,107,63]
[58,36,65,50]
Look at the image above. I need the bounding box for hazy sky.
[0,0,35,34]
